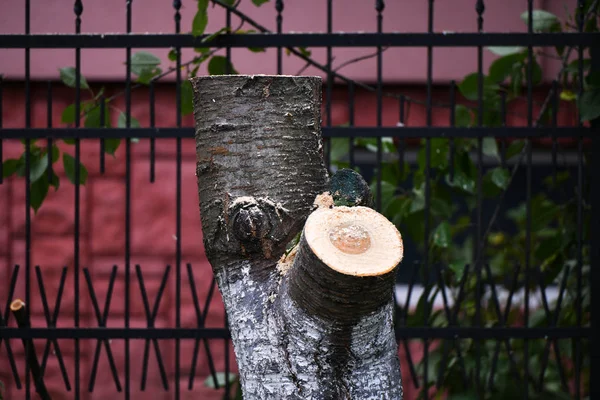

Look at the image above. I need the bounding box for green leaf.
[520,10,560,32]
[486,46,525,56]
[84,101,111,128]
[505,140,525,160]
[61,103,77,124]
[446,151,476,194]
[454,105,472,127]
[483,167,510,197]
[430,197,453,218]
[490,167,510,189]
[50,172,60,190]
[63,153,88,185]
[458,73,499,101]
[115,112,140,152]
[208,55,239,75]
[130,51,161,77]
[586,71,600,89]
[192,1,209,37]
[204,372,238,389]
[408,287,435,327]
[370,180,397,211]
[507,202,526,223]
[535,235,563,263]
[180,80,194,116]
[482,137,499,159]
[50,145,60,164]
[433,222,451,248]
[61,102,90,124]
[252,0,270,5]
[529,57,543,85]
[30,173,50,213]
[381,160,409,186]
[59,67,89,89]
[101,134,121,155]
[417,138,449,170]
[398,210,425,245]
[510,62,524,96]
[448,261,466,278]
[200,27,229,48]
[384,196,409,219]
[136,67,162,85]
[330,138,350,163]
[565,58,591,75]
[531,196,559,232]
[2,159,21,178]
[30,153,49,183]
[488,52,525,83]
[168,48,178,61]
[579,89,600,122]
[117,112,140,129]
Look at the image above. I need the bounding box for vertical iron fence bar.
[173,1,183,398]
[24,0,32,397]
[276,0,283,74]
[475,1,485,396]
[100,96,106,174]
[524,1,534,398]
[500,91,507,169]
[125,1,133,398]
[47,82,53,183]
[73,1,83,398]
[348,81,355,169]
[448,82,455,181]
[226,7,232,72]
[375,0,384,212]
[326,0,333,171]
[575,2,585,398]
[0,76,3,184]
[398,95,405,178]
[422,0,434,396]
[225,6,232,398]
[590,39,600,399]
[149,81,155,183]
[223,8,231,400]
[551,80,558,185]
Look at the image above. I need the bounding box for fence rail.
[0,32,598,48]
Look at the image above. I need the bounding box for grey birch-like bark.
[191,75,403,399]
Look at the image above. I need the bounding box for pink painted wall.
[0,0,574,83]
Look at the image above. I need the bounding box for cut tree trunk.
[191,75,404,399]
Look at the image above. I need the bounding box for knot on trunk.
[227,196,296,259]
[232,204,271,242]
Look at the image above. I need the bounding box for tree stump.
[191,75,404,399]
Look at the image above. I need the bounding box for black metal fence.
[0,0,598,399]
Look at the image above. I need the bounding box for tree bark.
[191,75,404,399]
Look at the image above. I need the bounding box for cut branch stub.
[288,205,403,323]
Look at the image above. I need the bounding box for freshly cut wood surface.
[304,205,403,277]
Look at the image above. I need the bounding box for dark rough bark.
[191,75,403,399]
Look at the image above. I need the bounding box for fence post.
[591,42,600,398]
